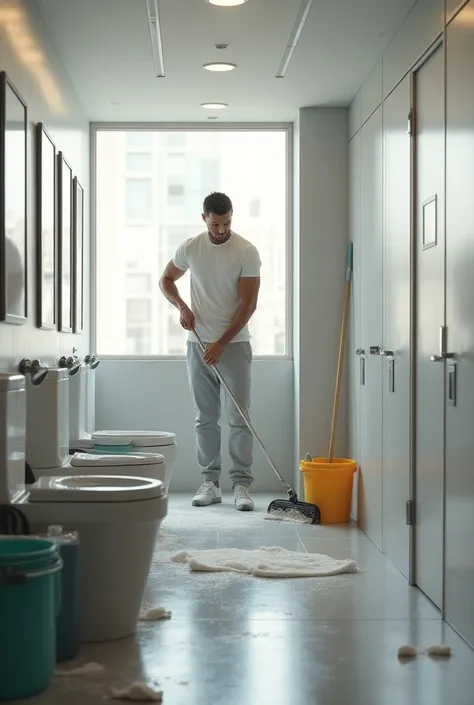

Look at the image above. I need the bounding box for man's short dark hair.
[203,192,233,216]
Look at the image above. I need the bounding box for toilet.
[0,372,168,642]
[69,364,177,492]
[26,368,167,485]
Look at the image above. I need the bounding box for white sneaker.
[234,484,254,512]
[192,481,222,507]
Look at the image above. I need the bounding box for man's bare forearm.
[159,276,188,312]
[218,301,257,347]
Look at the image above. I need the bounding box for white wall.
[383,0,444,99]
[95,359,293,494]
[350,0,445,138]
[0,0,90,373]
[293,108,349,488]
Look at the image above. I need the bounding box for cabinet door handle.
[448,362,457,407]
[388,358,395,393]
[430,353,454,362]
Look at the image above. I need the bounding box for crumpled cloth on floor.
[171,546,358,578]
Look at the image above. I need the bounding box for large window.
[95,129,290,357]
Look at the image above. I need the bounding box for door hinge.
[407,109,414,136]
[406,499,415,526]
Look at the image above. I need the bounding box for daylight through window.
[95,129,289,356]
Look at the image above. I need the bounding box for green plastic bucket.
[0,536,58,570]
[0,538,63,701]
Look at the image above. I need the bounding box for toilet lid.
[70,452,165,466]
[92,430,176,447]
[28,475,165,503]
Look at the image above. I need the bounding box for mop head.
[266,497,321,525]
[263,508,313,524]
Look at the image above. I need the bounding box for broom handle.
[328,243,353,462]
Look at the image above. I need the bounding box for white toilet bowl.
[0,372,168,643]
[69,366,177,492]
[16,474,167,642]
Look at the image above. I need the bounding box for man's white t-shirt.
[173,231,261,344]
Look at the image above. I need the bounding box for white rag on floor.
[171,546,358,578]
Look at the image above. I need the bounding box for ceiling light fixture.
[146,0,165,77]
[200,102,228,109]
[203,62,236,72]
[275,0,314,78]
[206,0,248,6]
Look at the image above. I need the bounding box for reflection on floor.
[21,494,474,704]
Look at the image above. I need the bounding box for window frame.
[90,122,293,361]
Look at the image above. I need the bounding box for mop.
[194,330,320,524]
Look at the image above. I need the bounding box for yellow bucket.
[300,457,357,524]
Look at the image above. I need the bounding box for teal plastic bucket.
[0,536,57,570]
[0,538,63,701]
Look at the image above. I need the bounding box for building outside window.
[125,178,153,220]
[126,153,153,172]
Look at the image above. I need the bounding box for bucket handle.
[0,557,63,586]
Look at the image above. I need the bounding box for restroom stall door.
[414,44,445,610]
[348,132,362,521]
[445,2,474,647]
[382,75,411,580]
[358,107,384,551]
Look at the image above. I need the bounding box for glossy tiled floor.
[24,495,474,704]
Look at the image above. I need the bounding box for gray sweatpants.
[186,341,253,488]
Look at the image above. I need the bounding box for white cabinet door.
[348,133,362,521]
[383,75,412,579]
[414,44,445,610]
[358,107,384,550]
[445,3,474,647]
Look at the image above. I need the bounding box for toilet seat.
[91,430,176,448]
[30,452,167,486]
[28,474,165,503]
[70,451,165,467]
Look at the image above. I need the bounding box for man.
[159,192,261,511]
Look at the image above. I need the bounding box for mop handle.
[193,330,292,493]
[328,242,353,462]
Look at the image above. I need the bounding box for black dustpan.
[267,492,321,524]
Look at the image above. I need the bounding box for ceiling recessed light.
[203,62,236,72]
[206,0,248,6]
[200,102,228,109]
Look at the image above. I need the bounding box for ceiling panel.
[37,0,417,121]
